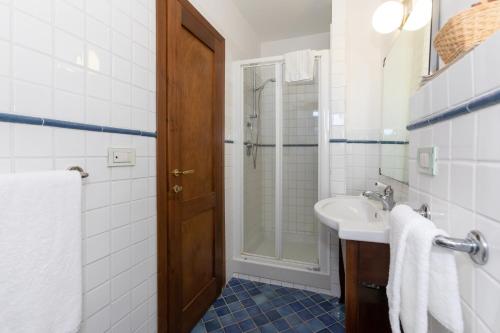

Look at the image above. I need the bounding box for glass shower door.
[242,64,277,258]
[281,61,320,265]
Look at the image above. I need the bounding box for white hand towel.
[387,205,422,333]
[284,49,314,83]
[428,236,464,333]
[0,171,82,333]
[400,218,440,333]
[389,205,464,333]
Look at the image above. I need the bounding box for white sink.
[314,195,390,243]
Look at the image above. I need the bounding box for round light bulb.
[403,0,432,31]
[372,1,405,34]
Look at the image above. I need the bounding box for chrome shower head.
[255,78,276,91]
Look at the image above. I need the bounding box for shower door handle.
[170,169,195,177]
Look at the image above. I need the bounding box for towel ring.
[67,166,89,178]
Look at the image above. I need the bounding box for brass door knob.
[170,169,195,177]
[172,185,183,193]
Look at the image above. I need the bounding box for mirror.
[380,3,437,183]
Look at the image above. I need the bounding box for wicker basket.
[434,0,500,64]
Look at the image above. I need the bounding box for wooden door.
[157,0,225,332]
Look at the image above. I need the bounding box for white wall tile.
[54,30,85,65]
[13,0,51,22]
[451,113,476,160]
[86,97,111,125]
[55,61,85,94]
[87,72,111,100]
[448,53,474,106]
[0,40,10,76]
[111,292,131,324]
[13,125,52,157]
[54,129,85,156]
[0,123,10,157]
[13,10,52,54]
[13,46,52,86]
[111,247,132,277]
[431,73,449,114]
[83,306,111,333]
[85,281,111,318]
[477,104,500,161]
[475,164,500,222]
[476,215,500,281]
[0,77,10,112]
[85,207,110,238]
[87,16,111,50]
[111,203,131,228]
[449,163,474,210]
[54,89,85,122]
[0,4,11,40]
[86,0,111,25]
[475,270,500,332]
[474,32,500,95]
[55,0,84,37]
[87,44,111,74]
[13,80,52,117]
[85,257,110,292]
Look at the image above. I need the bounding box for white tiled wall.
[0,1,157,332]
[408,33,500,333]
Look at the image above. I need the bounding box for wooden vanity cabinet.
[345,240,391,333]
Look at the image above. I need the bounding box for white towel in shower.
[284,49,314,82]
[388,205,464,333]
[0,171,82,333]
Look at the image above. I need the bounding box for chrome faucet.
[362,184,395,211]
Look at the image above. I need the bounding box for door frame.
[156,0,226,332]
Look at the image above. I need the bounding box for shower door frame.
[232,50,331,282]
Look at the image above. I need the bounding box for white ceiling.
[233,0,332,42]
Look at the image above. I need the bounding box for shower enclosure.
[232,51,331,289]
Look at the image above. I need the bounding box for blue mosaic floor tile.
[192,278,345,333]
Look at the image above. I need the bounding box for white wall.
[260,32,330,57]
[188,0,261,139]
[0,0,157,332]
[408,33,500,333]
[440,0,476,25]
[344,0,394,138]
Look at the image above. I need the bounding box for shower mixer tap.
[244,141,253,156]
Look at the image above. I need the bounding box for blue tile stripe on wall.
[0,112,157,138]
[407,88,500,131]
[329,139,409,144]
[224,140,408,145]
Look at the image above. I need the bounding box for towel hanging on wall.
[387,205,464,333]
[0,171,83,333]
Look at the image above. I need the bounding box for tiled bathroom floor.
[192,278,345,333]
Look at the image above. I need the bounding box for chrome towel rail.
[433,230,488,265]
[68,166,89,178]
[414,203,489,265]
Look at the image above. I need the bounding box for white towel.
[388,205,464,333]
[428,235,464,333]
[284,49,314,82]
[387,205,422,333]
[0,171,82,333]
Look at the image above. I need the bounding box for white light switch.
[108,148,136,167]
[417,147,437,176]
